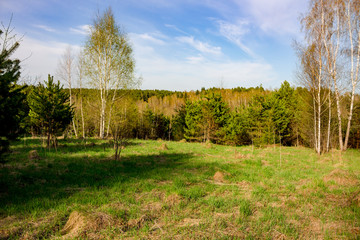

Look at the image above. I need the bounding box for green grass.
[1,138,360,239]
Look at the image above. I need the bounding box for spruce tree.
[0,29,26,158]
[28,75,73,148]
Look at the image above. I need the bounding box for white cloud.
[240,0,307,36]
[136,33,166,45]
[70,25,91,35]
[137,56,276,91]
[12,34,80,84]
[186,55,205,64]
[33,24,56,33]
[176,36,222,55]
[130,34,276,90]
[215,19,255,58]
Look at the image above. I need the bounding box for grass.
[0,138,360,239]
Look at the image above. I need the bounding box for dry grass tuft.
[60,211,116,239]
[213,171,226,183]
[323,169,358,186]
[127,214,153,230]
[178,218,201,227]
[165,193,182,207]
[28,150,39,160]
[158,143,168,150]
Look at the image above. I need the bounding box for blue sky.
[0,0,308,90]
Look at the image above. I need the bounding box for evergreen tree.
[202,93,230,143]
[172,104,186,141]
[0,29,26,158]
[184,101,203,141]
[28,75,73,148]
[223,106,251,145]
[272,81,298,146]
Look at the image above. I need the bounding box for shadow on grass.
[9,138,139,155]
[0,147,194,216]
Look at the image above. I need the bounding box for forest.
[23,82,360,151]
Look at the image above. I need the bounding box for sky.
[0,0,309,91]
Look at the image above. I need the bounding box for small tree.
[28,75,73,148]
[0,24,26,158]
[83,7,136,139]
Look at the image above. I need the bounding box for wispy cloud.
[215,19,256,58]
[13,33,80,84]
[240,0,306,37]
[176,36,222,55]
[164,24,189,35]
[186,55,205,64]
[135,33,166,45]
[33,24,56,33]
[70,25,90,35]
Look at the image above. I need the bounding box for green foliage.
[184,93,230,143]
[223,107,251,145]
[28,75,73,148]
[172,104,186,141]
[0,29,26,158]
[184,100,204,141]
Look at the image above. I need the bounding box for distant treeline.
[22,81,360,150]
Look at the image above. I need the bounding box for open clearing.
[0,139,359,239]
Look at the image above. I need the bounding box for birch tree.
[76,50,86,139]
[300,0,327,154]
[56,45,77,138]
[343,0,360,150]
[83,7,136,139]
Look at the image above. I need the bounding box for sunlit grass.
[0,138,359,239]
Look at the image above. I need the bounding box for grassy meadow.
[0,138,360,239]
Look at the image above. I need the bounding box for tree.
[56,45,77,138]
[201,93,230,143]
[110,97,137,160]
[300,0,360,151]
[28,75,73,148]
[0,21,26,158]
[83,7,136,139]
[343,0,360,150]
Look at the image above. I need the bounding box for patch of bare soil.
[323,169,358,186]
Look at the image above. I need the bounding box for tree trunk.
[326,89,331,152]
[333,83,343,150]
[80,97,85,139]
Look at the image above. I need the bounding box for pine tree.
[28,75,73,148]
[0,29,26,158]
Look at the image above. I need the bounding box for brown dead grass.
[60,211,117,239]
[177,218,202,227]
[158,143,168,150]
[28,150,39,160]
[127,214,153,230]
[323,169,358,186]
[143,202,163,213]
[165,193,182,207]
[213,171,226,183]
